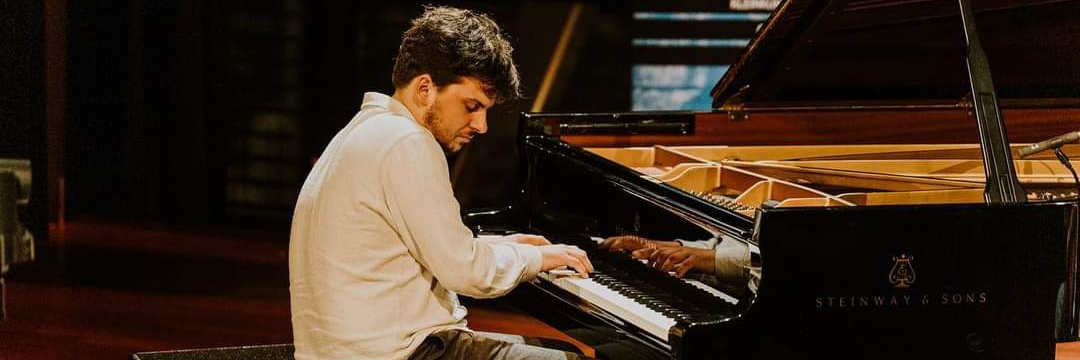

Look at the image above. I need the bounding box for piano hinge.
[718,85,751,122]
[958,93,975,117]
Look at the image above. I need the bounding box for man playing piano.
[289,6,594,360]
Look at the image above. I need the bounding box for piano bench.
[130,344,295,360]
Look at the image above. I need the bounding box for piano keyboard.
[538,271,674,341]
[535,236,739,342]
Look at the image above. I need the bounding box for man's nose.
[470,112,488,134]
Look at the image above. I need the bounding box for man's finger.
[631,248,654,259]
[602,236,630,250]
[570,258,589,277]
[579,251,594,273]
[652,251,670,269]
[598,237,615,249]
[569,248,592,273]
[674,260,692,278]
[660,256,679,272]
[670,251,690,264]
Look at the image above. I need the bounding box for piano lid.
[710,0,1080,107]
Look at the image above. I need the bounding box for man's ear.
[414,74,435,107]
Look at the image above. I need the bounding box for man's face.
[423,77,495,153]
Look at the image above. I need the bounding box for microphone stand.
[1053,148,1080,199]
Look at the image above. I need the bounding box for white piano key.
[682,278,738,304]
[538,272,675,341]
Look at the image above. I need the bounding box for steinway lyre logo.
[889,254,916,289]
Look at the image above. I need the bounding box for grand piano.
[465,1,1080,359]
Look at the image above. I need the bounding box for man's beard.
[423,106,460,152]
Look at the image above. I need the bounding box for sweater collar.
[361,92,416,122]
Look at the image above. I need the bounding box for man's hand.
[538,244,593,277]
[505,233,551,246]
[632,246,714,278]
[598,235,679,252]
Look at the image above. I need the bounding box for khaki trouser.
[407,329,594,360]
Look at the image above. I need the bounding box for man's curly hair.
[392,6,522,103]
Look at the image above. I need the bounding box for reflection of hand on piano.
[598,235,680,253]
[632,246,715,278]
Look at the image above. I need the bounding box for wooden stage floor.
[1,218,1078,360]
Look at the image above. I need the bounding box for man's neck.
[390,89,422,121]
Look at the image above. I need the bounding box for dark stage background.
[3,0,765,233]
[53,0,639,229]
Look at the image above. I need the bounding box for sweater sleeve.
[678,236,760,295]
[675,237,719,249]
[712,236,751,288]
[380,133,542,299]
